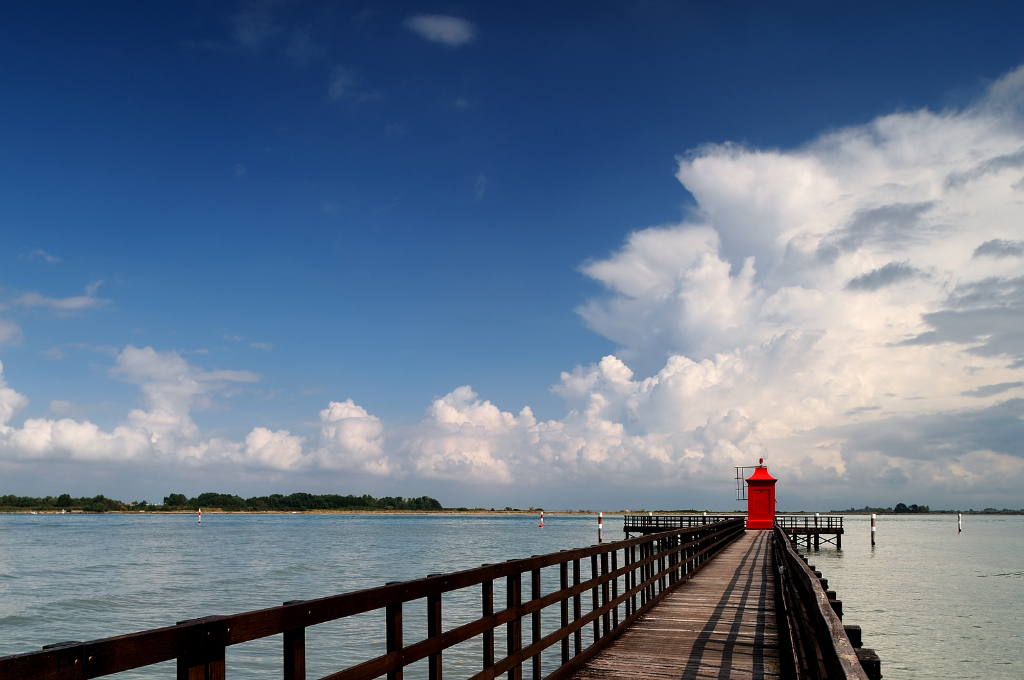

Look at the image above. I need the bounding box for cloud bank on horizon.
[4,66,1024,506]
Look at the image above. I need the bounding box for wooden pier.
[572,530,780,679]
[0,517,877,680]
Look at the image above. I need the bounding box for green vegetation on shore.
[1,492,442,512]
[832,504,1023,515]
[163,492,442,512]
[1,494,132,512]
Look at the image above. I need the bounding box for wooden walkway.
[572,530,780,680]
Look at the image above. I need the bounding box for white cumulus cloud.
[0,347,388,475]
[558,64,1024,502]
[313,399,390,474]
[6,64,1024,508]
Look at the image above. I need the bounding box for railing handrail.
[772,521,865,679]
[1,519,746,680]
[624,513,844,522]
[621,514,742,530]
[774,515,844,530]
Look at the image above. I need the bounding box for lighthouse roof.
[746,465,777,483]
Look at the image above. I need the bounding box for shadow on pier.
[572,530,779,679]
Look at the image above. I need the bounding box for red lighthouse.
[745,459,777,529]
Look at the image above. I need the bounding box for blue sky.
[3,2,1024,510]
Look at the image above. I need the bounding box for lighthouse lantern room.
[745,459,777,530]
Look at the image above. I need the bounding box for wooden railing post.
[482,575,494,671]
[590,555,599,643]
[282,601,305,680]
[175,618,227,680]
[600,552,610,636]
[667,537,674,586]
[630,544,637,613]
[647,541,654,602]
[560,561,569,663]
[283,627,304,680]
[638,543,645,607]
[177,650,224,680]
[683,533,689,577]
[651,539,658,596]
[659,539,666,593]
[385,588,403,680]
[427,589,442,680]
[507,572,522,680]
[610,549,618,629]
[672,535,679,583]
[684,533,690,577]
[623,546,631,617]
[531,568,541,680]
[638,540,647,606]
[572,559,582,657]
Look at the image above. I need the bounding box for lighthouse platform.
[624,514,845,551]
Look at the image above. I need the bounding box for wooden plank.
[570,531,781,680]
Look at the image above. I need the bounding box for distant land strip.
[833,504,1024,515]
[0,492,443,513]
[4,493,1023,515]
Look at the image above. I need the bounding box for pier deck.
[571,530,780,680]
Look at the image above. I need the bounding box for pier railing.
[772,522,870,680]
[623,514,845,534]
[621,513,743,534]
[775,515,844,532]
[0,518,745,680]
[776,514,845,549]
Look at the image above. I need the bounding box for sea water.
[0,513,1021,679]
[798,514,1023,679]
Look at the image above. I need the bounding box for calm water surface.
[0,513,1021,679]
[797,514,1023,680]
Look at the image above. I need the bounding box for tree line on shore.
[163,492,442,511]
[0,492,443,512]
[833,503,1023,514]
[893,502,929,513]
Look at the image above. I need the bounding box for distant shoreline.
[3,508,1022,515]
[0,509,660,515]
